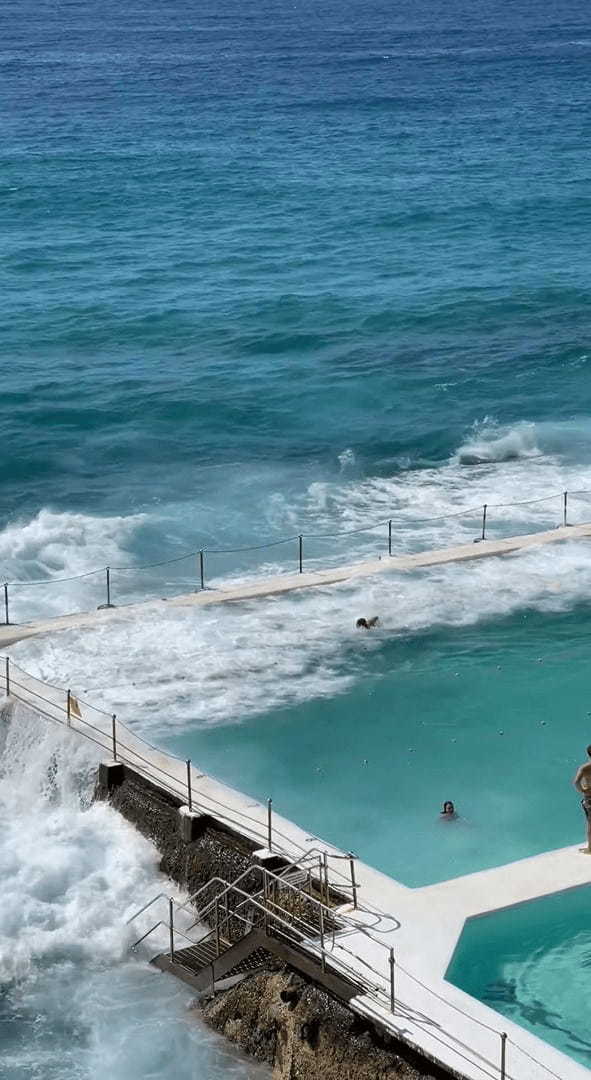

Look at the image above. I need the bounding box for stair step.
[173,937,231,974]
[281,869,309,887]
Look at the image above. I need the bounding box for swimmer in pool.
[573,745,591,853]
[440,800,457,820]
[356,616,379,629]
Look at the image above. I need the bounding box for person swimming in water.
[440,800,457,820]
[356,616,379,629]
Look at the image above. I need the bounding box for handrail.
[167,864,401,950]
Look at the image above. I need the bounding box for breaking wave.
[453,420,540,465]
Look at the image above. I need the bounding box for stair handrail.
[186,864,402,944]
[126,891,169,925]
[135,886,384,999]
[175,866,394,978]
[128,860,400,960]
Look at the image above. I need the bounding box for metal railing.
[127,865,559,1080]
[0,654,364,887]
[2,488,591,624]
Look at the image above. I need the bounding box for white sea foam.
[3,419,591,623]
[5,418,591,735]
[10,539,591,736]
[0,701,170,984]
[0,508,145,620]
[0,702,265,1080]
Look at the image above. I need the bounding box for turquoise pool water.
[446,885,591,1069]
[166,604,591,887]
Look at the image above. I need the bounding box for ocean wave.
[453,420,540,465]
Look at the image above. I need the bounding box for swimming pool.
[446,885,591,1069]
[166,604,590,887]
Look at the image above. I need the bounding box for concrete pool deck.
[4,658,591,1080]
[1,519,590,649]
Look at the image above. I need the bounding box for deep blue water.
[3,1,591,1076]
[2,0,591,535]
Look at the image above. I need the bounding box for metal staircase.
[127,860,378,1002]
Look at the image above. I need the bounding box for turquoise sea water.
[4,0,591,1075]
[447,885,591,1068]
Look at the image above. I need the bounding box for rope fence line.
[1,655,567,1080]
[2,487,591,624]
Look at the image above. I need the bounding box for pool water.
[167,605,591,887]
[446,885,591,1069]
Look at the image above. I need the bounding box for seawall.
[96,762,455,1080]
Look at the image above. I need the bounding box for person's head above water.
[587,745,591,758]
[356,616,379,629]
[441,800,455,816]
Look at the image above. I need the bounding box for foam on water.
[10,539,591,737]
[4,417,591,626]
[0,702,266,1080]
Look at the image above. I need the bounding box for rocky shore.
[198,968,451,1080]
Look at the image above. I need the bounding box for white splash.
[0,701,266,1080]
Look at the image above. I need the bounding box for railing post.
[5,656,9,697]
[388,519,392,556]
[318,854,324,904]
[500,1032,507,1080]
[319,898,326,972]
[169,897,175,961]
[67,689,71,726]
[298,534,303,574]
[481,504,487,541]
[3,583,9,626]
[214,898,221,957]
[186,759,192,811]
[349,852,358,910]
[389,948,396,1012]
[564,490,568,527]
[323,851,329,905]
[222,890,229,940]
[267,797,273,851]
[262,869,269,935]
[111,713,117,761]
[199,549,205,590]
[106,566,112,607]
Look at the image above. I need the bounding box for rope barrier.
[506,1038,564,1080]
[7,567,106,586]
[487,493,562,509]
[2,487,591,591]
[204,535,299,554]
[112,551,199,571]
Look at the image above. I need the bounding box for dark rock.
[197,969,454,1080]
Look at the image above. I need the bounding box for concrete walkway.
[3,659,590,1080]
[1,520,590,649]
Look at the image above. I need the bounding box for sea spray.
[0,701,266,1080]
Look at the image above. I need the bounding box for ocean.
[3,0,591,1075]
